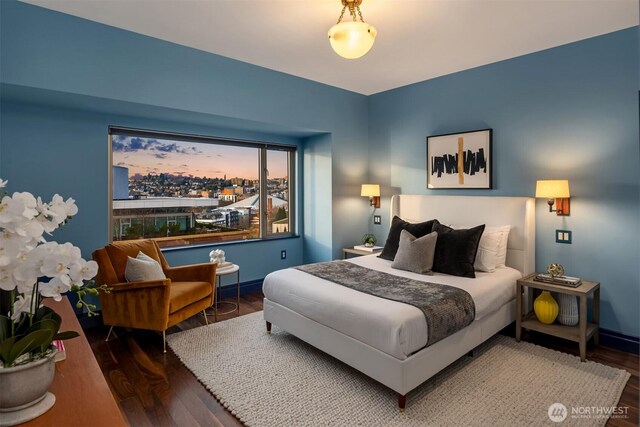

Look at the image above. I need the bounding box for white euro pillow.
[125,251,166,282]
[493,225,511,268]
[450,225,510,272]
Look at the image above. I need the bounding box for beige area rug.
[167,312,630,427]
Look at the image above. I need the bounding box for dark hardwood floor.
[84,292,639,427]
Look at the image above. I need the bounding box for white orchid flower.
[0,180,97,322]
[38,277,71,302]
[0,264,17,291]
[12,260,40,288]
[63,197,78,218]
[48,194,78,224]
[57,242,82,259]
[0,195,26,228]
[40,253,72,278]
[12,192,39,219]
[11,294,33,321]
[69,259,98,283]
[14,218,45,239]
[0,231,26,267]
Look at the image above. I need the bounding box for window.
[266,149,291,236]
[110,127,296,248]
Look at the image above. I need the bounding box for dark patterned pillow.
[432,221,485,278]
[378,216,436,261]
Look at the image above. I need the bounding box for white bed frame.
[264,195,535,410]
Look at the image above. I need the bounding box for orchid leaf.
[0,315,10,342]
[0,336,16,364]
[53,331,79,341]
[8,330,53,365]
[26,319,59,337]
[34,306,52,322]
[25,319,59,353]
[48,310,62,329]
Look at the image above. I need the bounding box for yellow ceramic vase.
[534,291,559,324]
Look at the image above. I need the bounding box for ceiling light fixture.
[328,0,377,59]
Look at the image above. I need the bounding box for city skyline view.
[112,135,288,180]
[111,134,292,247]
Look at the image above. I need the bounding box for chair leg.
[162,330,166,354]
[105,325,114,342]
[203,309,209,325]
[266,321,272,334]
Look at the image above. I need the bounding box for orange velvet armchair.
[92,239,216,352]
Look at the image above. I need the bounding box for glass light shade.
[535,180,570,198]
[328,21,377,59]
[361,184,380,197]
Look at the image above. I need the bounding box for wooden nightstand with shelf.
[342,247,382,259]
[516,273,600,362]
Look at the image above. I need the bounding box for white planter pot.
[0,351,57,426]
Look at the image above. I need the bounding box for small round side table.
[210,264,240,322]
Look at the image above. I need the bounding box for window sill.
[160,235,301,253]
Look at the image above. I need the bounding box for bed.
[263,195,535,410]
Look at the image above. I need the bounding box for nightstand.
[516,273,600,362]
[342,247,381,259]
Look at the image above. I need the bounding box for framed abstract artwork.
[426,128,492,189]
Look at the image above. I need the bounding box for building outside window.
[110,127,296,248]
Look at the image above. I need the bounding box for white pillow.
[125,251,166,282]
[494,226,511,268]
[450,225,510,272]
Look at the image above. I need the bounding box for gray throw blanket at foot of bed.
[295,261,475,347]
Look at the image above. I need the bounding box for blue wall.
[369,28,639,336]
[0,0,370,283]
[0,99,307,281]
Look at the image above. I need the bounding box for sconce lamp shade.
[361,184,380,197]
[535,180,570,198]
[536,179,570,216]
[361,184,380,208]
[328,22,377,59]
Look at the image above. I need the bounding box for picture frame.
[426,128,492,189]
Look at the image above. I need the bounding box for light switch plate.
[556,229,572,244]
[373,215,382,225]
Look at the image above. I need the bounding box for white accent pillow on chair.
[125,251,166,282]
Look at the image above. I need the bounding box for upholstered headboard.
[390,195,535,276]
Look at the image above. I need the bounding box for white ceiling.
[22,0,639,95]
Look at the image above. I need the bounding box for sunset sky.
[112,135,287,180]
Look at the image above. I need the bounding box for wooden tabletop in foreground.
[21,297,127,427]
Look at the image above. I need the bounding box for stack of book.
[353,245,383,252]
[52,339,66,362]
[534,273,582,287]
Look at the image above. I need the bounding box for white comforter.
[262,255,521,360]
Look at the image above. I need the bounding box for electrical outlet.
[281,250,287,259]
[556,229,572,244]
[373,215,381,225]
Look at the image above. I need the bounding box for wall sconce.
[361,184,380,208]
[535,180,570,216]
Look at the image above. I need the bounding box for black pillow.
[378,216,436,261]
[432,221,485,278]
